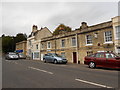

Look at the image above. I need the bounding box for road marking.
[75,78,113,88]
[28,66,53,75]
[43,63,67,67]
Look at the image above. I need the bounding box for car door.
[44,54,50,62]
[94,53,106,67]
[105,53,117,68]
[47,53,53,62]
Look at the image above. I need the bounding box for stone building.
[112,16,120,55]
[27,25,52,60]
[16,40,27,55]
[40,16,119,64]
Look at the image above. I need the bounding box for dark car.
[5,52,19,60]
[84,52,120,69]
[43,53,67,64]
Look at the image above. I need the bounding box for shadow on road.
[93,67,120,71]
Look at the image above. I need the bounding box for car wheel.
[89,62,96,68]
[43,59,46,63]
[64,62,67,64]
[54,60,57,64]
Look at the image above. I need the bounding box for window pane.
[105,53,113,58]
[96,53,104,58]
[116,26,120,39]
[61,52,65,58]
[47,42,51,48]
[61,39,65,47]
[72,37,76,46]
[105,31,112,42]
[86,35,92,44]
[34,52,39,58]
[36,44,38,49]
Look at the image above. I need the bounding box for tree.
[2,34,5,37]
[53,24,72,35]
[2,33,27,53]
[15,33,27,43]
[2,36,14,53]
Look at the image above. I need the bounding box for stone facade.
[112,16,120,55]
[27,25,52,60]
[41,17,118,64]
[16,40,27,55]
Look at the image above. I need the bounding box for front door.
[73,52,77,63]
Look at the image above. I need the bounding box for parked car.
[17,53,26,59]
[5,52,19,60]
[43,53,67,64]
[84,52,120,69]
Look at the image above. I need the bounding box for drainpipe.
[55,36,56,54]
[76,33,80,64]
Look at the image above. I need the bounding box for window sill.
[103,41,113,44]
[47,48,51,49]
[71,46,77,47]
[85,44,93,46]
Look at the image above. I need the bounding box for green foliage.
[2,36,14,53]
[53,24,72,35]
[1,33,27,53]
[15,33,27,43]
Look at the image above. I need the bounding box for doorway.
[73,52,77,63]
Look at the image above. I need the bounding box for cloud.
[2,2,118,36]
[44,2,118,31]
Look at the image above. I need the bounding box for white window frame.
[71,37,76,47]
[115,26,120,40]
[61,39,65,48]
[86,35,93,46]
[104,31,113,44]
[47,41,51,49]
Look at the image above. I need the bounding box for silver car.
[17,53,26,59]
[5,52,19,60]
[43,53,67,64]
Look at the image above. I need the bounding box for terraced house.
[40,16,120,64]
[27,25,52,60]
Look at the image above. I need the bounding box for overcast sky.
[1,0,119,36]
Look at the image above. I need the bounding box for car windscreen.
[53,54,62,57]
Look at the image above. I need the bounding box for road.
[2,59,119,89]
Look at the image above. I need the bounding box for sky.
[1,0,119,36]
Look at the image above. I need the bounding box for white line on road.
[28,66,53,75]
[75,78,113,88]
